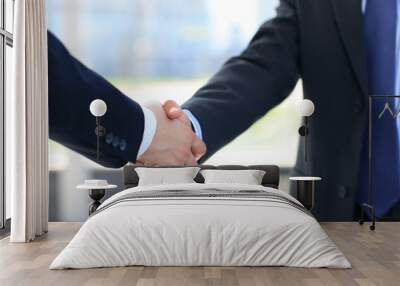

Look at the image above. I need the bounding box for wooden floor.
[0,222,399,286]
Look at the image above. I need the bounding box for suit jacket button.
[120,139,127,151]
[338,186,348,199]
[105,132,114,144]
[112,136,120,148]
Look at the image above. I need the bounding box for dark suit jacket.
[183,0,368,220]
[48,32,145,168]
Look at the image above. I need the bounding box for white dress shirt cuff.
[137,106,157,158]
[184,109,203,140]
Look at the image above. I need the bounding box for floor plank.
[0,222,399,286]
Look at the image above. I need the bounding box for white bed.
[50,183,351,269]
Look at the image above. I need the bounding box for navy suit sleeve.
[182,0,300,159]
[48,31,144,168]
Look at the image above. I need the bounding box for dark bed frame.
[123,164,280,189]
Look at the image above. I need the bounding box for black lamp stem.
[96,117,100,163]
[305,117,308,163]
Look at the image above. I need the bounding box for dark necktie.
[361,0,399,217]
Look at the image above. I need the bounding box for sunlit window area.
[0,0,14,231]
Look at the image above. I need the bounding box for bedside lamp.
[298,99,315,163]
[77,99,117,216]
[90,99,107,163]
[290,99,321,211]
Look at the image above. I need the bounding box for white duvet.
[50,183,351,269]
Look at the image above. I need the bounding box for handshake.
[136,100,206,166]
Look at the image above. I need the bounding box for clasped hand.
[137,100,206,166]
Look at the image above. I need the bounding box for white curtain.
[7,0,49,242]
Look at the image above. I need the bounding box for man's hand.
[163,100,206,161]
[163,100,189,124]
[137,102,206,166]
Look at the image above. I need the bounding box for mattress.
[50,183,351,269]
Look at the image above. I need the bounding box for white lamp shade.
[90,99,107,117]
[298,99,315,117]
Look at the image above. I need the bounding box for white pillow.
[135,167,200,186]
[200,169,266,185]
